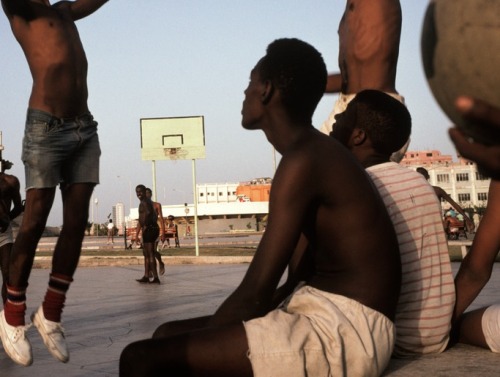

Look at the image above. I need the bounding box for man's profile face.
[331,108,355,148]
[241,63,265,130]
[145,190,152,199]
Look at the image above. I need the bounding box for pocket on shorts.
[26,118,60,135]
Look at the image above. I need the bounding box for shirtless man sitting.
[0,0,108,366]
[119,38,401,377]
[321,0,408,162]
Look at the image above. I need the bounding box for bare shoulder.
[5,174,20,188]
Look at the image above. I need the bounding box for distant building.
[197,182,239,204]
[402,150,453,167]
[236,177,272,202]
[127,178,272,235]
[402,150,491,210]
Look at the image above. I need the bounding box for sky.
[0,1,455,227]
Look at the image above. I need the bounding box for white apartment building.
[402,150,491,210]
[112,202,125,235]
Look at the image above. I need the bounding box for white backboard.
[140,116,205,160]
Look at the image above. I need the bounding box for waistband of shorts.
[26,108,93,124]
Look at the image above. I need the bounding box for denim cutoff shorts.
[22,109,101,190]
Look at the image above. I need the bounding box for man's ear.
[262,80,274,104]
[351,128,367,146]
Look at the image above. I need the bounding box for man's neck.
[358,152,390,169]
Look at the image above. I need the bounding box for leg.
[153,316,212,338]
[0,243,12,303]
[51,183,94,277]
[32,184,94,363]
[9,188,56,287]
[155,249,165,276]
[144,242,159,283]
[0,188,54,366]
[458,307,489,348]
[120,323,253,377]
[137,248,149,282]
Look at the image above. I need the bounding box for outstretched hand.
[449,96,500,180]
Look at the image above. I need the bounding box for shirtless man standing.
[0,0,108,366]
[135,185,161,285]
[321,0,408,162]
[145,188,166,275]
[0,160,24,304]
[120,38,401,377]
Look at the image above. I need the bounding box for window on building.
[437,174,450,183]
[200,193,204,197]
[478,192,488,201]
[426,153,432,157]
[456,173,469,182]
[458,193,471,202]
[219,192,223,196]
[476,172,489,181]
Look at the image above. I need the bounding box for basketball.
[421,0,500,145]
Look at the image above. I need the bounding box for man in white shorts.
[119,38,402,377]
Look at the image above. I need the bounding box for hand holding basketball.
[449,96,500,179]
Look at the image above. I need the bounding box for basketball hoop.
[164,147,188,160]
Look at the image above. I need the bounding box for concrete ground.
[0,259,499,376]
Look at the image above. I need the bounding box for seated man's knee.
[152,322,173,338]
[120,342,144,375]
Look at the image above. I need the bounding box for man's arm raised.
[325,73,343,94]
[56,0,108,20]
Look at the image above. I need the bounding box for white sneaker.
[0,309,33,366]
[31,306,69,363]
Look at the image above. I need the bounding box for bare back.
[3,1,89,117]
[239,129,401,320]
[338,0,402,94]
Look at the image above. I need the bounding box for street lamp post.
[94,197,99,236]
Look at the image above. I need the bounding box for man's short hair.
[136,184,146,192]
[258,38,327,119]
[350,90,411,155]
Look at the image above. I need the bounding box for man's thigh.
[153,315,212,338]
[120,323,253,377]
